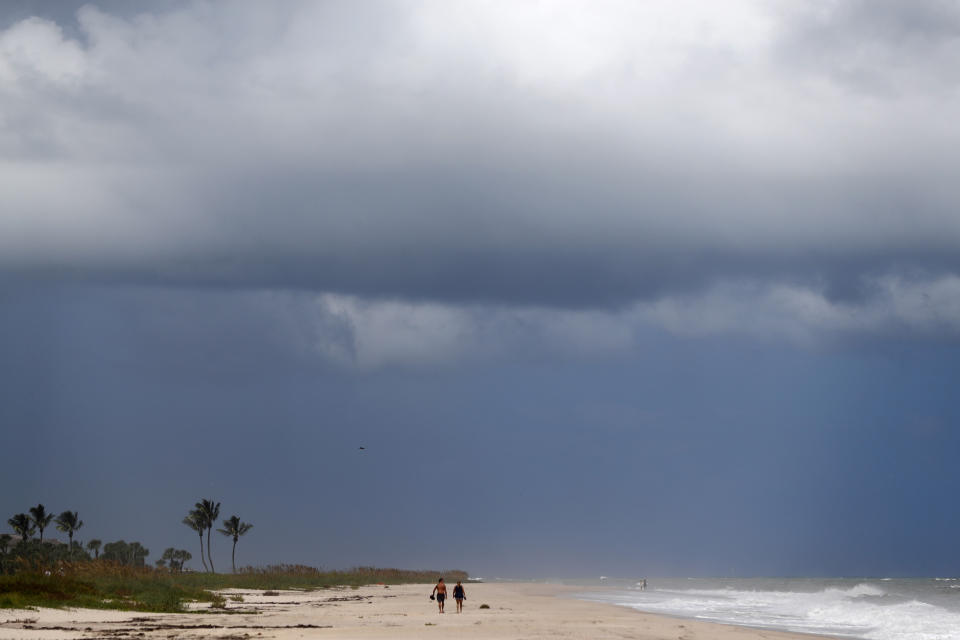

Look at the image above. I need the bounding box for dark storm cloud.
[1,0,960,336]
[5,3,960,579]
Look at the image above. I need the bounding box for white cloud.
[636,275,960,343]
[308,294,636,369]
[0,16,86,84]
[284,275,960,368]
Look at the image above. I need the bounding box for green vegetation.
[208,592,228,608]
[8,497,251,576]
[192,499,221,573]
[181,511,208,572]
[0,564,468,612]
[7,514,34,542]
[156,547,192,572]
[216,515,253,573]
[1,540,90,573]
[177,565,468,592]
[0,565,211,612]
[28,505,53,543]
[3,497,467,613]
[101,540,150,567]
[53,512,83,559]
[5,503,96,572]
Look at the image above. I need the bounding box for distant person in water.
[432,577,447,613]
[453,580,466,612]
[641,578,647,591]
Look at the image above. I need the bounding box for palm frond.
[28,504,53,529]
[216,515,253,539]
[182,512,205,532]
[8,513,36,540]
[55,510,83,534]
[195,499,221,527]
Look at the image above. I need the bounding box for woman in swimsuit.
[452,581,466,612]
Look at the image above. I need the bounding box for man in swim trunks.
[453,581,466,612]
[431,577,447,613]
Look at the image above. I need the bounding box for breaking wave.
[581,579,960,640]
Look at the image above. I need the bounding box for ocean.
[573,577,960,640]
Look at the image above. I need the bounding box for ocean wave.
[809,599,955,640]
[657,582,885,600]
[583,580,960,640]
[831,583,886,598]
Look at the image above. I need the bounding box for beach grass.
[0,571,206,612]
[0,563,467,612]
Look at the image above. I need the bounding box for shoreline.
[0,581,843,639]
[563,586,846,640]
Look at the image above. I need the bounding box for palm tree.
[28,504,53,543]
[194,499,220,572]
[127,541,149,566]
[86,539,102,559]
[54,511,83,558]
[182,511,208,572]
[217,515,253,573]
[174,549,192,572]
[8,513,35,542]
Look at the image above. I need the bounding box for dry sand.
[0,582,840,639]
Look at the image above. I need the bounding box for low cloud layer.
[320,273,960,367]
[3,0,960,352]
[63,273,956,372]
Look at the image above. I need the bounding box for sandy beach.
[0,582,840,640]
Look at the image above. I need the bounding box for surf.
[577,578,960,640]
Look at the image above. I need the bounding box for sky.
[2,0,960,578]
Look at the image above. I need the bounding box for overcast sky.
[2,0,960,578]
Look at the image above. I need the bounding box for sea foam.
[580,578,960,640]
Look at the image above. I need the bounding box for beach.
[0,581,838,639]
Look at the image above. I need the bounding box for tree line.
[5,499,252,573]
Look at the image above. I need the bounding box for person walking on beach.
[453,580,466,612]
[432,577,447,613]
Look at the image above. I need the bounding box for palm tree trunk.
[232,539,237,574]
[206,528,215,572]
[68,532,73,559]
[198,531,208,572]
